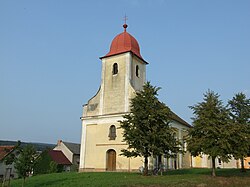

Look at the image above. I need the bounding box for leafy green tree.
[49,161,58,173]
[14,145,37,187]
[120,82,180,176]
[228,92,250,172]
[34,149,58,175]
[187,90,231,177]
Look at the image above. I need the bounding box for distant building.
[0,146,18,179]
[48,150,72,172]
[34,149,72,174]
[53,140,80,170]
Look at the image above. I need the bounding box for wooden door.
[107,149,116,171]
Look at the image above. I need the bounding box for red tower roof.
[102,24,144,61]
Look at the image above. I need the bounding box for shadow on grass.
[138,168,250,177]
[38,178,69,186]
[216,168,250,177]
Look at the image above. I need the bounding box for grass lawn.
[9,168,250,187]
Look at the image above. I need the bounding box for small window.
[109,125,116,140]
[113,63,118,75]
[136,65,139,77]
[218,158,222,165]
[183,140,187,151]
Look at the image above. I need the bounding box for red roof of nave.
[102,24,144,61]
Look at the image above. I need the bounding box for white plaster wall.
[0,162,18,178]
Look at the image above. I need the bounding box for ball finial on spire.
[123,15,128,32]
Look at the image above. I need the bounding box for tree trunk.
[211,156,216,177]
[143,156,148,176]
[22,177,26,187]
[241,157,246,172]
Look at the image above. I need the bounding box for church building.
[79,23,192,172]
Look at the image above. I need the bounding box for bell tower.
[99,24,148,115]
[82,24,148,118]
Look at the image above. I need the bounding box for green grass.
[9,168,250,187]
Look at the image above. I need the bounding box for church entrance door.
[107,149,116,171]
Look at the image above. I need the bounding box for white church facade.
[79,23,193,172]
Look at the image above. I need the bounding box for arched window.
[113,63,118,75]
[136,65,139,77]
[109,125,116,140]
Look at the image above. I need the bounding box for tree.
[187,90,231,177]
[119,82,180,176]
[14,145,37,187]
[33,149,58,175]
[228,92,250,172]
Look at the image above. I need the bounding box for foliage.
[3,151,16,165]
[14,145,37,186]
[34,149,68,174]
[70,164,79,172]
[11,169,250,187]
[34,149,58,175]
[120,82,180,175]
[187,90,231,177]
[3,140,21,166]
[228,92,250,171]
[49,161,58,173]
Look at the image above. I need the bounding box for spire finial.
[123,14,128,32]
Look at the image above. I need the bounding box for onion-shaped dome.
[103,24,143,59]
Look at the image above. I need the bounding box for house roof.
[48,150,72,165]
[0,146,15,161]
[170,111,192,128]
[63,142,80,155]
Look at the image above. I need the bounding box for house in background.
[48,150,72,172]
[53,140,80,171]
[0,146,18,179]
[34,149,72,174]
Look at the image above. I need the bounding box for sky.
[1,0,249,144]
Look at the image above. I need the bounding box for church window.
[136,65,139,77]
[218,158,222,165]
[109,125,116,140]
[113,63,118,75]
[183,140,187,151]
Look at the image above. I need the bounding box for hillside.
[0,140,55,151]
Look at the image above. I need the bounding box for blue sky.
[1,0,249,144]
